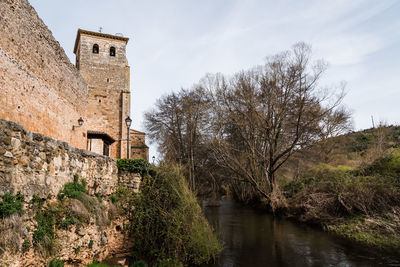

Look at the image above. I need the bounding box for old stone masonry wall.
[0,118,141,266]
[0,118,140,198]
[0,0,89,149]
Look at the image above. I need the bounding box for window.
[92,44,99,54]
[103,142,110,156]
[110,46,116,56]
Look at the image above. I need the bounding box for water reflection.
[202,201,400,267]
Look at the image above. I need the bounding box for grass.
[57,174,87,200]
[283,150,400,251]
[33,203,58,253]
[22,239,30,253]
[285,158,400,218]
[0,192,24,218]
[59,210,80,229]
[48,259,64,267]
[109,194,119,203]
[326,214,400,252]
[32,174,102,254]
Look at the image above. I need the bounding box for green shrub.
[95,193,103,203]
[0,192,24,217]
[129,166,222,265]
[31,194,43,204]
[48,259,64,267]
[109,194,119,203]
[117,158,155,176]
[88,239,94,249]
[155,258,183,267]
[33,203,59,253]
[349,133,372,152]
[59,211,79,229]
[22,239,30,253]
[58,174,87,200]
[360,149,400,178]
[130,260,148,267]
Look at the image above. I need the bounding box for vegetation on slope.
[283,149,400,251]
[117,159,222,266]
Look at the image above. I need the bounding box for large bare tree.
[205,43,351,209]
[145,43,351,207]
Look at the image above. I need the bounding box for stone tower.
[73,29,130,158]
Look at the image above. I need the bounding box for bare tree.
[145,43,351,207]
[206,43,351,210]
[144,87,211,191]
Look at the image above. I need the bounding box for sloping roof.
[130,128,146,135]
[131,145,149,149]
[87,131,115,144]
[73,29,129,54]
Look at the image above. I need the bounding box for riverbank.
[283,150,400,254]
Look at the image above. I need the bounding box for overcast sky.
[30,0,400,158]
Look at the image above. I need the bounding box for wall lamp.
[72,117,84,130]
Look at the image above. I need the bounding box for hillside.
[280,125,400,253]
[279,125,400,182]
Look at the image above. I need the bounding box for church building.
[73,29,147,159]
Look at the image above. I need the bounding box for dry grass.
[283,150,400,251]
[285,162,400,222]
[0,213,24,256]
[326,207,400,252]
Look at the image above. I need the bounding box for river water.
[202,201,400,267]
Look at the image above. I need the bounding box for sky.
[30,0,400,159]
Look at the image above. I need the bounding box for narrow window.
[103,142,110,156]
[110,46,116,56]
[93,44,99,54]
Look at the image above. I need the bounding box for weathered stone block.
[2,137,11,145]
[11,137,21,150]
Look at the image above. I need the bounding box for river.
[201,200,400,267]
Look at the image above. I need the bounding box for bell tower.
[74,29,131,158]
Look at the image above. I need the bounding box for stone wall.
[0,118,141,266]
[0,118,140,199]
[0,0,88,149]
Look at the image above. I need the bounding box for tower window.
[110,47,116,56]
[93,44,99,54]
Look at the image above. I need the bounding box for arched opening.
[92,44,99,54]
[110,46,116,57]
